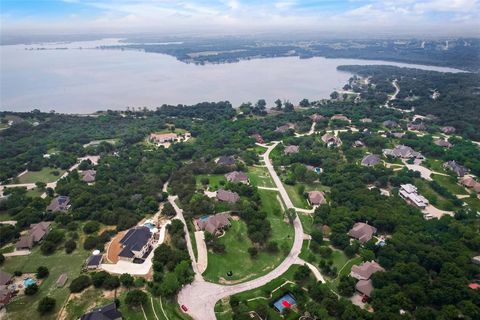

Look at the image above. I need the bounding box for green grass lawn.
[203,190,293,283]
[415,179,460,211]
[464,196,480,212]
[247,166,275,188]
[284,184,309,209]
[432,174,468,195]
[0,244,15,254]
[423,158,447,174]
[195,174,227,191]
[0,211,14,221]
[4,245,90,320]
[18,167,65,184]
[26,187,45,198]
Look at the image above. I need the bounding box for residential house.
[216,156,236,166]
[321,133,342,147]
[361,154,381,167]
[251,133,264,144]
[408,123,427,131]
[348,222,377,244]
[0,286,14,308]
[360,118,372,123]
[331,114,351,123]
[149,132,178,144]
[355,279,375,297]
[0,271,13,286]
[46,196,70,212]
[284,145,299,155]
[353,140,365,148]
[80,302,123,320]
[196,213,231,235]
[310,114,326,122]
[472,256,480,265]
[441,126,456,134]
[16,222,52,250]
[307,191,326,206]
[434,139,452,148]
[383,120,398,128]
[382,145,423,159]
[390,132,405,139]
[460,177,478,188]
[216,189,240,204]
[444,160,468,177]
[275,124,292,133]
[399,184,429,209]
[351,261,385,280]
[118,226,154,262]
[86,254,103,269]
[225,171,249,184]
[81,170,96,183]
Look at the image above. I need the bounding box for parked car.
[181,305,188,312]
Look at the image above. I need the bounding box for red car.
[181,305,188,312]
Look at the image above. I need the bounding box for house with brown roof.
[16,222,52,250]
[460,176,477,188]
[0,271,13,286]
[0,285,14,308]
[216,189,240,203]
[251,133,264,144]
[284,145,299,155]
[355,279,374,297]
[225,171,249,184]
[348,222,377,244]
[441,126,456,134]
[196,213,231,235]
[310,114,326,122]
[81,170,96,183]
[331,114,351,123]
[383,120,398,128]
[216,156,236,166]
[383,145,423,159]
[434,139,453,148]
[321,133,342,147]
[307,191,326,206]
[275,124,292,133]
[350,261,385,280]
[46,196,70,212]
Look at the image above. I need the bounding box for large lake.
[0,39,465,114]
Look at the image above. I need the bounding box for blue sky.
[1,0,479,35]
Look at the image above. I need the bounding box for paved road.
[177,141,305,319]
[296,258,326,283]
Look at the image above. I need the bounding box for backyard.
[284,182,330,209]
[3,245,90,320]
[203,189,294,283]
[17,167,65,184]
[195,174,226,191]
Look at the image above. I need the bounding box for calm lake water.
[0,39,465,114]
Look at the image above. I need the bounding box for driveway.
[195,231,208,274]
[177,141,305,319]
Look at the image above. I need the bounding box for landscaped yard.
[203,189,294,283]
[432,174,468,195]
[423,158,447,174]
[284,182,330,209]
[247,166,275,188]
[17,167,65,184]
[63,288,111,320]
[26,187,45,198]
[4,245,90,320]
[195,174,226,191]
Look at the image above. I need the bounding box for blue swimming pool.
[199,215,209,222]
[23,278,36,287]
[143,222,155,230]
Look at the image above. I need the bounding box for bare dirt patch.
[106,231,126,263]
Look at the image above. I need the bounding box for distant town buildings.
[310,114,326,122]
[275,124,293,133]
[330,114,351,123]
[250,133,264,144]
[408,123,427,131]
[399,184,429,209]
[383,120,398,128]
[351,261,385,298]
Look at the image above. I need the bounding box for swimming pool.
[143,222,155,230]
[23,278,36,287]
[199,215,209,222]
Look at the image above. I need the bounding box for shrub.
[103,275,120,290]
[65,239,77,254]
[83,221,100,234]
[69,275,91,293]
[120,273,134,288]
[40,241,56,255]
[37,296,56,314]
[91,271,109,288]
[125,289,147,307]
[25,283,38,295]
[36,266,49,279]
[83,236,98,250]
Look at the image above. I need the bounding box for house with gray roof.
[361,154,381,167]
[331,114,351,123]
[441,126,456,134]
[444,160,468,177]
[434,139,452,148]
[356,279,374,297]
[408,123,427,131]
[321,133,342,147]
[80,302,122,320]
[284,145,299,155]
[382,145,423,159]
[46,196,70,212]
[350,261,385,280]
[216,189,240,203]
[383,120,398,128]
[275,124,292,133]
[307,191,326,206]
[225,171,249,184]
[86,254,103,269]
[118,226,154,262]
[216,156,236,166]
[81,170,96,183]
[348,222,376,244]
[0,271,13,286]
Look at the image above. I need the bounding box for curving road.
[177,142,305,319]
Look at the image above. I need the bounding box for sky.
[1,0,479,36]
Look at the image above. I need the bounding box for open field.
[432,174,468,195]
[195,174,226,191]
[247,166,275,188]
[17,167,65,184]
[3,245,90,320]
[203,189,293,283]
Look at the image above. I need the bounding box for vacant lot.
[432,174,468,195]
[247,166,275,188]
[18,167,65,184]
[203,189,293,283]
[4,245,90,320]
